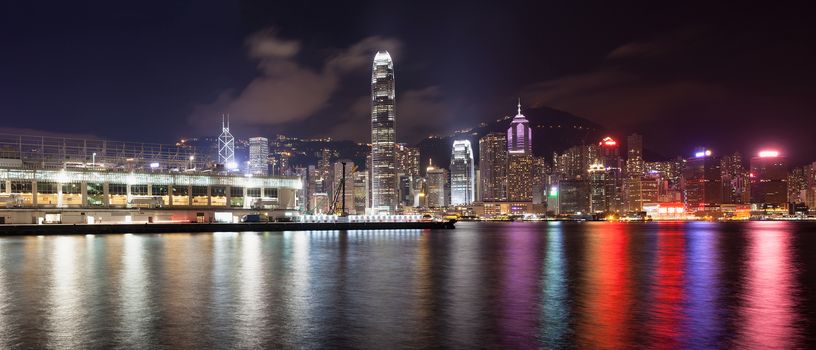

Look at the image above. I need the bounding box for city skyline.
[3,1,815,165]
[4,3,816,349]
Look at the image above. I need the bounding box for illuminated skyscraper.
[598,136,624,212]
[721,152,750,204]
[479,132,508,202]
[507,101,533,201]
[626,133,644,177]
[248,137,269,176]
[507,100,532,154]
[426,160,448,208]
[682,149,723,213]
[396,143,421,207]
[218,115,236,169]
[370,51,397,213]
[750,150,788,210]
[450,140,475,205]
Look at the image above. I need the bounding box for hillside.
[416,105,606,174]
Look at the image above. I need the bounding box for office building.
[218,115,236,169]
[248,137,269,176]
[682,149,723,213]
[450,140,475,205]
[479,133,508,202]
[353,171,369,214]
[426,160,448,208]
[506,101,533,201]
[721,152,750,204]
[626,133,644,177]
[370,50,397,213]
[750,150,788,210]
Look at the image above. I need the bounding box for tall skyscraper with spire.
[218,115,236,169]
[507,99,532,154]
[370,51,397,213]
[507,100,534,201]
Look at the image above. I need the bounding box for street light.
[189,155,195,170]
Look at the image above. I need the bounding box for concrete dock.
[0,220,456,235]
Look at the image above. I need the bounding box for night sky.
[2,1,814,163]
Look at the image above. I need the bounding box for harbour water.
[0,221,814,348]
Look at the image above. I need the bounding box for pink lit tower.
[507,99,532,154]
[506,100,534,201]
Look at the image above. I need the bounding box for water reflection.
[682,223,722,348]
[118,234,151,347]
[540,223,569,348]
[577,223,632,348]
[47,237,87,348]
[499,223,541,348]
[236,233,266,348]
[648,224,686,348]
[0,223,812,348]
[737,222,800,348]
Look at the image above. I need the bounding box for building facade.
[479,133,508,202]
[682,149,723,213]
[370,51,397,213]
[506,102,533,202]
[248,137,269,176]
[626,133,644,177]
[450,140,475,205]
[750,150,788,210]
[426,160,448,208]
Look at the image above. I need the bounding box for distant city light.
[758,150,780,158]
[694,149,712,158]
[599,136,617,147]
[226,161,238,170]
[149,162,160,168]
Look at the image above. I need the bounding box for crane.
[329,162,357,216]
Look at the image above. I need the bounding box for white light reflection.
[46,237,86,348]
[118,234,150,347]
[286,231,311,338]
[0,241,10,348]
[236,233,266,348]
[447,230,483,346]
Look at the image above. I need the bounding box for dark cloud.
[188,29,403,136]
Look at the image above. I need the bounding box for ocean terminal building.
[0,133,301,224]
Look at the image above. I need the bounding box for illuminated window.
[37,182,57,194]
[173,186,189,196]
[109,183,127,195]
[131,184,148,195]
[211,186,226,196]
[152,185,168,196]
[62,183,81,194]
[191,186,208,197]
